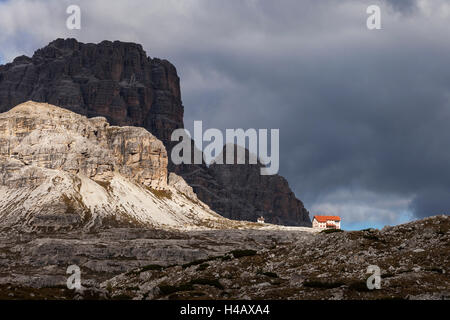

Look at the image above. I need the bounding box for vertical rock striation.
[0,38,183,148]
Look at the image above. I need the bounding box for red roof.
[313,215,341,222]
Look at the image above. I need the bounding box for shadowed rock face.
[0,38,311,227]
[0,38,183,148]
[174,146,311,226]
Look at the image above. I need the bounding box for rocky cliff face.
[0,38,183,147]
[0,101,168,188]
[0,101,240,232]
[0,39,311,227]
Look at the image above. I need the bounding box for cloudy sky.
[1,0,449,229]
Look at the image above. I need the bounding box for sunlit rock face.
[0,102,232,232]
[0,101,168,188]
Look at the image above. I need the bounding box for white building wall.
[313,218,341,229]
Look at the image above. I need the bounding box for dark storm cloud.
[1,0,449,225]
[384,0,417,12]
[411,189,450,218]
[172,0,450,221]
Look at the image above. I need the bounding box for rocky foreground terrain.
[0,215,448,300]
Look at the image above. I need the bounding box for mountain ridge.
[0,38,311,227]
[0,101,314,232]
[0,101,217,231]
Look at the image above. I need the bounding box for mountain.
[174,145,311,226]
[0,38,311,226]
[0,101,239,232]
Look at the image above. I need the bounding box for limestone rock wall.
[0,101,167,189]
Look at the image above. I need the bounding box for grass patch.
[425,267,444,274]
[158,278,224,296]
[182,254,231,268]
[140,264,164,272]
[363,234,382,241]
[262,272,279,278]
[376,296,405,300]
[61,195,77,214]
[188,291,207,297]
[159,284,194,295]
[183,258,213,268]
[321,229,344,234]
[94,180,111,192]
[181,252,237,270]
[180,192,202,206]
[381,273,395,279]
[190,278,224,290]
[197,263,209,271]
[303,280,345,289]
[112,294,133,300]
[230,249,257,258]
[126,286,140,291]
[148,188,172,200]
[348,280,371,292]
[257,270,278,278]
